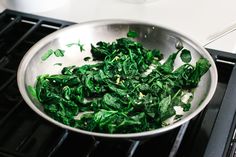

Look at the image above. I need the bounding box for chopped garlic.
[116,76,120,84]
[181,92,193,104]
[174,106,184,115]
[139,92,145,98]
[112,56,120,62]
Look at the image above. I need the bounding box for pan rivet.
[175,41,183,50]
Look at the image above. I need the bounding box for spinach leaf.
[27,85,37,98]
[84,56,91,61]
[54,63,62,66]
[41,49,65,61]
[67,40,85,52]
[54,49,65,57]
[41,49,54,61]
[182,103,191,112]
[186,58,211,87]
[127,30,138,38]
[78,41,85,52]
[180,49,191,63]
[160,51,178,73]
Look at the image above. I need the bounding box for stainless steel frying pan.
[17,20,218,139]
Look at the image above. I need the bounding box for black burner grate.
[0,9,236,157]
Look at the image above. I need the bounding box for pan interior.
[18,21,216,138]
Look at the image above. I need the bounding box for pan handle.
[203,22,236,47]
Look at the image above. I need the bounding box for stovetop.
[0,9,236,157]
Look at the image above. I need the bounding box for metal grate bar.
[127,140,140,157]
[0,68,15,91]
[47,130,69,157]
[228,142,236,157]
[0,16,21,36]
[0,148,28,157]
[4,9,75,27]
[0,99,22,126]
[14,121,40,152]
[169,122,189,157]
[86,140,100,157]
[4,20,42,55]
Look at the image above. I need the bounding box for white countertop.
[1,0,236,53]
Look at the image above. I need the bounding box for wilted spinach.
[34,32,211,134]
[127,30,138,38]
[66,40,85,52]
[54,63,62,66]
[180,49,192,63]
[41,49,54,61]
[83,56,91,61]
[41,49,65,61]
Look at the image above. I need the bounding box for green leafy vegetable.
[186,58,211,87]
[159,51,179,73]
[54,49,65,57]
[54,63,62,66]
[182,103,191,112]
[35,32,211,134]
[180,49,192,63]
[27,85,37,98]
[84,56,91,61]
[41,49,54,61]
[174,114,183,120]
[78,41,85,52]
[127,30,138,38]
[41,49,65,61]
[66,40,85,52]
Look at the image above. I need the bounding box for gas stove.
[0,10,236,157]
